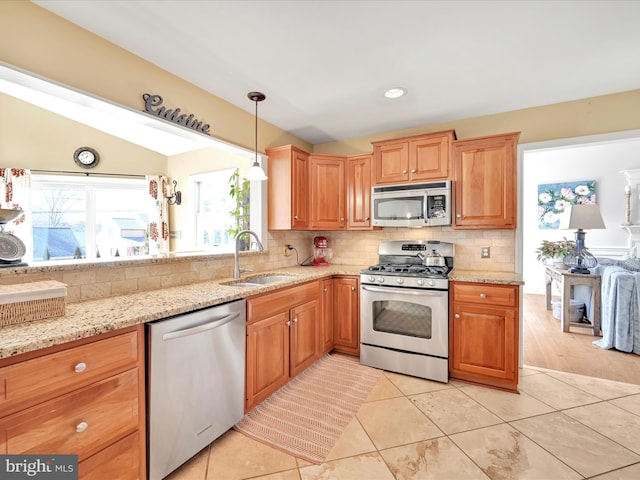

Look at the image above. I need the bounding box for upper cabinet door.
[409,134,452,181]
[347,154,373,229]
[291,149,311,229]
[309,155,346,230]
[373,142,409,184]
[267,145,310,230]
[452,132,520,229]
[372,130,455,185]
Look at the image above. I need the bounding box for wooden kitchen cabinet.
[309,154,347,230]
[452,132,520,229]
[449,281,520,392]
[347,153,374,229]
[245,280,320,410]
[266,144,310,230]
[332,276,360,355]
[320,278,335,354]
[372,130,455,185]
[0,326,146,479]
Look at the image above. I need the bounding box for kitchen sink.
[226,282,261,288]
[245,275,297,284]
[222,274,298,287]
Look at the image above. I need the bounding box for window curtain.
[0,168,32,259]
[146,175,170,255]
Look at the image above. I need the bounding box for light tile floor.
[167,366,640,480]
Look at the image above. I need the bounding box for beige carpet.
[234,354,383,464]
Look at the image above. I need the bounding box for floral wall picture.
[537,179,596,228]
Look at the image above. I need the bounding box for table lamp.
[559,204,606,274]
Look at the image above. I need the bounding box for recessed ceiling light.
[384,87,407,99]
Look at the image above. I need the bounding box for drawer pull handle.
[76,421,89,433]
[479,293,487,299]
[74,362,87,373]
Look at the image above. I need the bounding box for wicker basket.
[0,280,67,327]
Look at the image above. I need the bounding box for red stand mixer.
[312,236,331,266]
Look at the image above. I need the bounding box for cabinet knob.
[454,314,460,319]
[340,217,345,221]
[74,362,87,373]
[364,216,369,220]
[402,169,408,174]
[294,215,299,220]
[456,214,462,218]
[286,320,291,326]
[351,287,356,291]
[411,169,416,173]
[293,317,298,323]
[76,421,89,433]
[479,293,487,298]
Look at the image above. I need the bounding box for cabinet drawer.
[79,431,142,480]
[247,280,318,323]
[1,369,139,460]
[0,331,138,415]
[452,283,516,307]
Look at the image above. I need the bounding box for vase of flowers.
[535,238,575,268]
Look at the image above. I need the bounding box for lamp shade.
[558,204,605,230]
[246,161,268,181]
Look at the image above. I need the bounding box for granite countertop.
[0,265,365,359]
[0,265,522,360]
[449,269,524,285]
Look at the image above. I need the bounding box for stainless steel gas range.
[360,240,454,383]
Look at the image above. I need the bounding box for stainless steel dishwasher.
[147,299,246,480]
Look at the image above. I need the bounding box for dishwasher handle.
[162,311,241,341]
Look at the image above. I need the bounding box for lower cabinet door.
[245,311,290,410]
[0,369,139,461]
[333,276,360,355]
[78,431,142,480]
[450,304,517,388]
[290,299,319,377]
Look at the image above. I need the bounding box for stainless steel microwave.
[371,181,451,227]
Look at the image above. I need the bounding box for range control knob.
[368,276,376,283]
[428,279,436,287]
[416,278,425,286]
[376,276,385,283]
[396,278,404,285]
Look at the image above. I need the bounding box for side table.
[544,265,601,335]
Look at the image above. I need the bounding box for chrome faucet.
[234,230,264,279]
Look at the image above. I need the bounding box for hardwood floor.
[522,293,640,385]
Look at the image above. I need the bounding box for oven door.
[360,284,448,358]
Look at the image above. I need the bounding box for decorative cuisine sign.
[142,93,211,135]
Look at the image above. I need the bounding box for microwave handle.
[423,191,430,224]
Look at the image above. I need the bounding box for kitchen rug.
[234,353,383,464]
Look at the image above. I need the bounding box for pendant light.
[246,91,268,181]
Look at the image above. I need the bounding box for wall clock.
[73,146,100,169]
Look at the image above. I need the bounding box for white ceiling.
[33,0,640,145]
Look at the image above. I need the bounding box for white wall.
[523,138,640,294]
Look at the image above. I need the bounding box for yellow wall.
[313,89,640,155]
[0,93,167,174]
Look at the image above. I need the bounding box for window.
[30,175,149,262]
[193,168,246,252]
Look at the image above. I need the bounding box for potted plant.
[226,170,250,248]
[535,238,575,267]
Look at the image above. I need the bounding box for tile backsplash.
[0,229,515,303]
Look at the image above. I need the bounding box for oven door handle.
[361,285,446,296]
